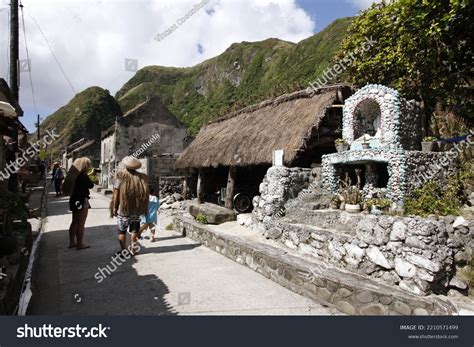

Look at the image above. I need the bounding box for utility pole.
[9,0,19,192]
[37,114,41,165]
[9,0,19,100]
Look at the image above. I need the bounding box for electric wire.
[27,10,76,95]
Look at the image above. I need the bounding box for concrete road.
[29,190,335,315]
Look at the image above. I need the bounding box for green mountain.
[41,17,353,157]
[40,86,122,157]
[116,17,353,135]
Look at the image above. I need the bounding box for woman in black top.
[68,157,94,250]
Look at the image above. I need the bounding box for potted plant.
[421,136,437,152]
[339,169,362,213]
[344,186,362,213]
[335,138,349,153]
[361,135,371,150]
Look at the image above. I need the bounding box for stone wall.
[274,208,472,296]
[116,97,190,162]
[159,176,184,198]
[252,166,313,230]
[174,216,457,315]
[400,100,423,150]
[405,151,461,190]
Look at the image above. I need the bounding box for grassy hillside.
[116,17,353,135]
[39,17,353,156]
[39,87,122,157]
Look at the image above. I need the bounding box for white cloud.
[0,0,315,130]
[347,0,381,10]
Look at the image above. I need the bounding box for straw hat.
[122,156,142,170]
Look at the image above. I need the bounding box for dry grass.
[176,85,350,169]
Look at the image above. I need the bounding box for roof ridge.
[122,95,162,117]
[206,83,351,126]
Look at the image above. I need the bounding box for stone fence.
[252,166,314,230]
[273,208,472,296]
[174,216,458,315]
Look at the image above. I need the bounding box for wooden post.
[225,166,236,210]
[197,168,205,204]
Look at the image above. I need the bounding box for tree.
[337,0,473,131]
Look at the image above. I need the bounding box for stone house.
[62,138,100,171]
[100,96,191,192]
[176,84,353,210]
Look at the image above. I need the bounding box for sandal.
[76,244,91,251]
[68,244,76,249]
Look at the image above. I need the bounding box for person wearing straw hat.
[111,156,149,256]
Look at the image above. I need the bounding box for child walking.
[139,185,160,242]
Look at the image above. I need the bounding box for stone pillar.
[197,168,205,204]
[225,166,236,209]
[182,175,189,200]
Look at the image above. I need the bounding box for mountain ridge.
[41,17,353,157]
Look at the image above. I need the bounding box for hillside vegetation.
[40,17,353,155]
[39,87,122,157]
[116,17,353,135]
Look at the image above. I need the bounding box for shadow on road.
[136,243,201,256]
[28,192,179,315]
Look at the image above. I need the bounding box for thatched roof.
[176,84,352,169]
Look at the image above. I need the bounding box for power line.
[27,10,76,95]
[19,1,38,114]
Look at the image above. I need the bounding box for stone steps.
[174,216,458,315]
[284,207,363,235]
[279,221,355,248]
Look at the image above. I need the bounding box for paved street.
[29,190,335,315]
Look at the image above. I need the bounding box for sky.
[0,0,377,132]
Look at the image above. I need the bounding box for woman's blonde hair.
[62,157,91,196]
[73,157,92,173]
[111,168,149,217]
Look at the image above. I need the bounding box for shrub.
[195,213,208,224]
[404,174,465,217]
[364,198,391,211]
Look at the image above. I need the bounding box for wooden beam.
[225,166,236,209]
[197,168,205,204]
